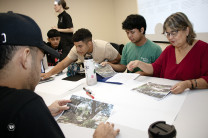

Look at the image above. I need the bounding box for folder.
[96,74,123,85]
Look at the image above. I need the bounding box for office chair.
[110,42,124,55]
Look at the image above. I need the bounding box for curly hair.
[122,14,146,34]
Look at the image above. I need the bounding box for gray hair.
[163,12,196,45]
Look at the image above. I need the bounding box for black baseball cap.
[0,11,60,58]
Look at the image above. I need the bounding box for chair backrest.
[110,42,124,55]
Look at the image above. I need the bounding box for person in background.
[41,28,121,80]
[46,29,63,66]
[101,14,162,74]
[53,0,74,60]
[127,12,208,94]
[0,12,119,138]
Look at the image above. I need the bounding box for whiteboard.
[137,0,208,42]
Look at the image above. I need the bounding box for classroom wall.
[1,0,168,48]
[0,0,58,42]
[69,0,116,43]
[0,0,140,45]
[114,0,138,45]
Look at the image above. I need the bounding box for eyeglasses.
[164,30,178,38]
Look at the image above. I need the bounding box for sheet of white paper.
[35,73,85,96]
[69,80,187,131]
[59,120,148,138]
[106,73,140,84]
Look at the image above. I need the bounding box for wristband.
[194,79,198,88]
[190,80,194,89]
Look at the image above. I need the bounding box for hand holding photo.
[95,63,117,78]
[57,95,114,129]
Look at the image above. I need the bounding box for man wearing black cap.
[0,12,119,138]
[46,29,63,66]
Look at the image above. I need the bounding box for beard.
[28,68,40,91]
[27,51,41,91]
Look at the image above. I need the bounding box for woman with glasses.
[127,12,208,94]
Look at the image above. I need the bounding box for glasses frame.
[164,30,179,38]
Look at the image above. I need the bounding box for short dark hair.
[0,45,19,70]
[0,45,38,70]
[72,28,92,43]
[47,29,61,38]
[122,14,146,34]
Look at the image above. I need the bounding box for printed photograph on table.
[132,82,172,99]
[95,64,117,78]
[57,95,114,129]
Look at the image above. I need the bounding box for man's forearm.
[108,54,121,64]
[48,62,65,75]
[110,63,126,72]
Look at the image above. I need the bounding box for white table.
[137,76,208,138]
[36,74,208,138]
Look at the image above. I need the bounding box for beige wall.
[0,0,58,41]
[1,0,206,48]
[113,0,138,44]
[69,0,116,43]
[0,0,138,45]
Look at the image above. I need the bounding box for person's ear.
[87,41,93,47]
[47,38,50,42]
[20,48,31,70]
[140,27,144,34]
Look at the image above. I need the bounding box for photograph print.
[132,82,172,99]
[57,95,114,129]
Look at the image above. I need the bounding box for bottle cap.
[84,53,93,60]
[148,121,176,138]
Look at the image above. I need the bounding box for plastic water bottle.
[84,53,97,86]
